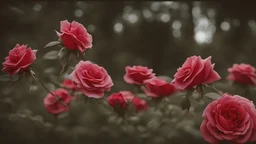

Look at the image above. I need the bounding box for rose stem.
[205,84,223,95]
[30,69,67,107]
[242,84,253,101]
[95,99,113,111]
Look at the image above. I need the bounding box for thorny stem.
[94,99,113,111]
[30,69,67,107]
[205,84,223,95]
[134,85,141,95]
[241,84,252,101]
[123,114,129,133]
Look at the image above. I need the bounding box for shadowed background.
[0,1,256,144]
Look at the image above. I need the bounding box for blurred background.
[0,1,256,144]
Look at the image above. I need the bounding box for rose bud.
[107,92,127,109]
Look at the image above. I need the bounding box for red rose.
[132,97,148,112]
[120,91,147,112]
[56,20,93,53]
[44,88,73,115]
[108,91,147,112]
[2,44,37,76]
[200,93,256,144]
[124,66,155,85]
[172,56,220,90]
[227,63,256,85]
[62,79,77,91]
[143,77,177,98]
[107,92,127,109]
[70,60,113,98]
[120,91,135,102]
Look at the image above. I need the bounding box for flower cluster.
[1,20,256,144]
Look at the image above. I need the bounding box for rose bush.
[172,56,221,90]
[2,44,37,76]
[56,20,93,53]
[44,88,73,115]
[200,93,256,144]
[70,60,113,98]
[3,19,256,144]
[227,63,256,85]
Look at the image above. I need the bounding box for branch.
[30,69,67,107]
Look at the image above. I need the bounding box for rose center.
[221,108,240,127]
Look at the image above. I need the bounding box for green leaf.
[0,74,20,82]
[196,85,204,99]
[25,72,34,84]
[43,50,59,60]
[58,47,68,60]
[0,74,11,82]
[157,76,173,82]
[60,63,69,75]
[44,41,61,48]
[29,85,38,92]
[205,92,221,100]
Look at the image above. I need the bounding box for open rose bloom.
[70,60,113,98]
[44,88,73,115]
[227,63,256,85]
[2,44,37,76]
[56,20,93,53]
[200,94,256,144]
[124,65,155,85]
[143,77,177,98]
[173,56,221,90]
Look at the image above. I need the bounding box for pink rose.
[70,60,113,98]
[62,79,77,91]
[56,20,93,53]
[107,92,127,109]
[200,93,256,144]
[227,63,256,85]
[124,66,155,85]
[143,77,177,98]
[2,44,37,76]
[132,97,148,112]
[44,88,73,115]
[172,56,221,90]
